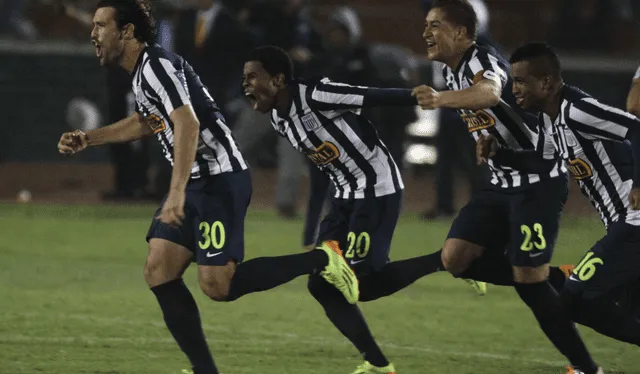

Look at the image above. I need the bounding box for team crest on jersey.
[568,158,593,180]
[145,114,166,134]
[460,109,496,132]
[307,141,340,165]
[301,113,320,131]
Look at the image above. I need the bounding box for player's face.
[242,61,282,113]
[91,7,125,67]
[423,8,461,62]
[511,61,547,110]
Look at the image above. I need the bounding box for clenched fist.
[476,134,499,165]
[411,85,441,110]
[58,130,88,155]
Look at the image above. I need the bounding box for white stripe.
[217,118,248,170]
[635,66,640,80]
[592,141,624,221]
[569,102,629,140]
[159,58,190,104]
[467,50,483,75]
[201,128,230,175]
[142,63,176,114]
[487,53,507,86]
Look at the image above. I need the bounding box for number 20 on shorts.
[345,232,370,259]
[198,221,226,250]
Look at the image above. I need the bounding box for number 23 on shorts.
[520,223,546,251]
[198,221,226,250]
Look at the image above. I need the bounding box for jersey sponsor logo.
[301,113,320,131]
[461,109,496,132]
[145,114,166,134]
[307,141,340,165]
[568,158,593,180]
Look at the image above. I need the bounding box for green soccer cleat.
[317,240,360,304]
[352,361,397,374]
[464,279,487,296]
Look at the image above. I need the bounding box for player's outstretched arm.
[476,134,557,174]
[57,112,152,155]
[626,76,640,118]
[307,78,417,112]
[413,79,501,111]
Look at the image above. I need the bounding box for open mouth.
[93,41,102,58]
[426,41,436,50]
[245,92,257,109]
[515,97,524,105]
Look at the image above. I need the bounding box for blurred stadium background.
[1,1,640,373]
[0,0,638,216]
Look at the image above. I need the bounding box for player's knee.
[198,264,236,302]
[143,258,174,287]
[513,264,549,284]
[199,278,231,301]
[441,240,483,277]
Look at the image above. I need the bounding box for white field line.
[0,312,577,367]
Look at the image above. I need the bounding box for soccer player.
[56,2,358,374]
[477,41,640,348]
[413,1,602,373]
[626,65,640,118]
[243,45,461,374]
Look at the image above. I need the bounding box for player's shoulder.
[563,84,591,103]
[141,44,184,71]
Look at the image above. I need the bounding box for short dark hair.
[247,46,295,83]
[96,0,156,44]
[432,0,478,40]
[509,42,562,78]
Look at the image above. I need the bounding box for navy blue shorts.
[146,170,252,266]
[564,221,640,300]
[447,176,568,267]
[316,191,403,276]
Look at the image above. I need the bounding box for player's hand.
[58,130,88,155]
[411,85,441,110]
[629,187,640,210]
[158,189,186,227]
[476,134,499,165]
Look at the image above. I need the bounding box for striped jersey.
[270,78,405,199]
[443,44,566,189]
[541,85,640,227]
[131,44,247,179]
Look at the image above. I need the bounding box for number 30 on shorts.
[520,223,547,251]
[345,232,370,259]
[198,221,226,250]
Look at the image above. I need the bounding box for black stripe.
[492,105,535,149]
[206,114,243,172]
[146,56,186,113]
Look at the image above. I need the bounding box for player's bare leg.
[441,238,488,294]
[513,265,601,374]
[145,239,219,374]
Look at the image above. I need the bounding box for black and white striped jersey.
[131,44,247,179]
[270,78,412,199]
[542,85,640,227]
[443,44,566,189]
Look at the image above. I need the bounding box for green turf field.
[0,204,638,374]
